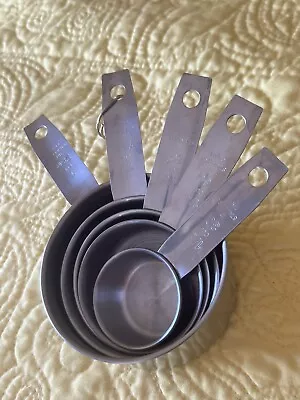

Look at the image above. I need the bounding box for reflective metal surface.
[22,70,288,365]
[102,69,147,199]
[160,148,288,279]
[24,115,99,204]
[94,248,182,350]
[160,95,263,228]
[78,219,202,348]
[144,74,211,211]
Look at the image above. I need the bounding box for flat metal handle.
[159,148,288,279]
[143,74,211,212]
[24,115,99,205]
[159,95,263,228]
[102,69,147,200]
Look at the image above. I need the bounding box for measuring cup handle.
[102,69,147,200]
[143,73,212,213]
[159,148,288,279]
[24,115,99,205]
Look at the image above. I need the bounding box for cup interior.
[93,248,182,351]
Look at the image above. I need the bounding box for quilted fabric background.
[0,0,299,398]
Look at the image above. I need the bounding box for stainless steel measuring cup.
[78,218,204,349]
[23,70,282,364]
[23,87,211,361]
[23,78,230,364]
[72,73,214,352]
[23,116,230,363]
[93,148,288,350]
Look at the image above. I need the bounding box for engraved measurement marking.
[194,202,239,250]
[165,153,183,165]
[202,155,227,171]
[179,136,193,146]
[188,156,228,210]
[165,153,184,178]
[52,142,75,177]
[119,145,134,162]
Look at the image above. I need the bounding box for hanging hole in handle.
[35,125,48,139]
[227,114,246,134]
[248,167,269,187]
[182,90,201,108]
[110,85,126,100]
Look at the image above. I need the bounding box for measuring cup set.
[24,70,288,363]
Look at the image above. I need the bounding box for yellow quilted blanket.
[0,0,298,398]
